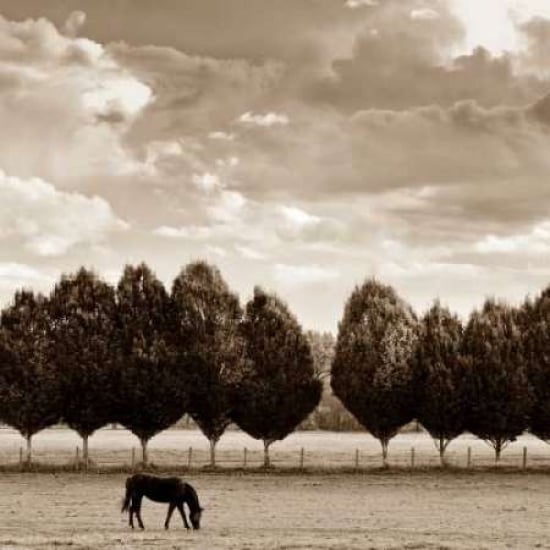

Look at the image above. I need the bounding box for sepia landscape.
[1,0,550,548]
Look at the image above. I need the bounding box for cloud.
[63,10,87,38]
[0,171,127,257]
[235,245,267,260]
[238,111,289,127]
[474,221,550,255]
[274,263,339,286]
[345,0,378,9]
[0,13,153,183]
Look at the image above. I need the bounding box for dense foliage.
[413,301,466,464]
[232,287,322,466]
[331,279,418,463]
[172,261,243,466]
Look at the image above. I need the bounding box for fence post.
[243,447,247,468]
[355,449,359,471]
[410,447,415,469]
[467,446,472,469]
[131,447,135,470]
[523,446,527,470]
[188,446,193,468]
[19,446,23,470]
[299,448,304,470]
[75,446,80,471]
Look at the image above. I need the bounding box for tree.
[232,287,322,467]
[0,291,62,464]
[115,263,188,466]
[414,301,466,466]
[331,279,418,465]
[521,289,550,441]
[462,299,532,463]
[172,261,243,467]
[49,268,118,468]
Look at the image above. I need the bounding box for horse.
[121,473,203,530]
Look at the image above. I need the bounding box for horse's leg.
[134,496,145,530]
[128,496,135,529]
[164,502,176,530]
[176,501,190,530]
[129,504,134,529]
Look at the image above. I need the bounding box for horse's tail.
[121,478,132,513]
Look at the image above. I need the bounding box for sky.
[0,0,550,332]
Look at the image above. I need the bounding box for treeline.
[0,262,321,468]
[332,279,550,465]
[3,264,550,468]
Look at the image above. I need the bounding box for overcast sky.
[0,0,550,332]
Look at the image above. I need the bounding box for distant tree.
[172,261,243,467]
[115,263,188,466]
[49,268,118,468]
[305,331,361,431]
[0,291,62,464]
[462,299,532,462]
[232,287,322,467]
[414,301,466,465]
[331,279,418,465]
[306,331,335,381]
[522,289,550,441]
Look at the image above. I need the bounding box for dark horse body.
[121,474,203,530]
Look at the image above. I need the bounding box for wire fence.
[0,427,549,472]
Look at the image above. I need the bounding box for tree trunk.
[26,434,32,466]
[82,434,89,471]
[209,438,218,468]
[495,440,502,465]
[438,436,447,467]
[263,440,271,468]
[381,437,389,468]
[141,438,149,467]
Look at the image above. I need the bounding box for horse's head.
[190,506,203,530]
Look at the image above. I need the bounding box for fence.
[0,428,548,472]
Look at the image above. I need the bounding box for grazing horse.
[121,473,203,530]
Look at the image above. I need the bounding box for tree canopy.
[0,290,62,463]
[49,268,118,465]
[462,299,532,461]
[115,263,188,465]
[232,287,322,466]
[414,301,466,464]
[172,261,243,466]
[331,279,418,463]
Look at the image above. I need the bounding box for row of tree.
[332,279,550,465]
[0,262,321,467]
[4,262,550,468]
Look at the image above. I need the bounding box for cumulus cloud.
[0,13,153,183]
[0,171,127,257]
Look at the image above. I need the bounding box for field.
[1,471,550,549]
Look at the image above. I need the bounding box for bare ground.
[0,471,549,549]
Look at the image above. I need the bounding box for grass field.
[0,471,549,549]
[1,427,550,470]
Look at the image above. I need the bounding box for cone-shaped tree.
[462,299,532,463]
[0,290,62,464]
[232,287,322,467]
[49,268,118,468]
[115,263,188,466]
[331,279,418,465]
[414,301,466,465]
[521,289,550,441]
[172,261,243,467]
